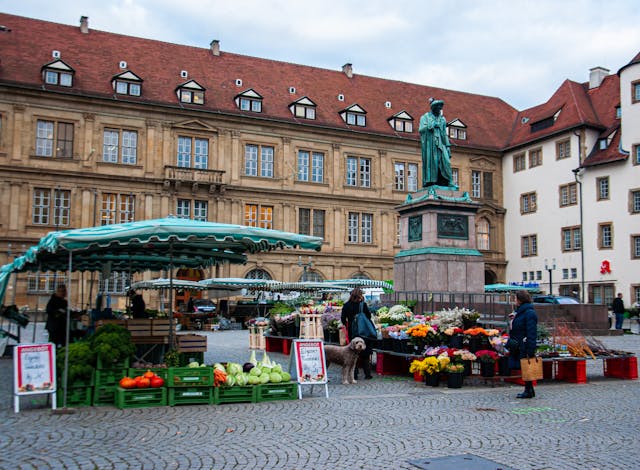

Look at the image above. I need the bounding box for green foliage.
[90,324,134,365]
[537,323,550,341]
[399,299,418,311]
[56,341,95,383]
[268,302,296,316]
[164,349,180,367]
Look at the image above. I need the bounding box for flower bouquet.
[463,327,493,352]
[377,304,413,326]
[430,307,474,330]
[445,363,465,373]
[475,349,499,377]
[406,324,441,352]
[445,363,465,388]
[410,356,445,386]
[452,349,477,376]
[461,309,481,329]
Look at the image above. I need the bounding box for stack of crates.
[213,384,256,404]
[115,386,167,409]
[57,370,94,408]
[167,366,214,406]
[93,356,129,406]
[603,356,638,379]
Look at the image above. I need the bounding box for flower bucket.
[424,373,440,387]
[462,360,473,376]
[329,331,339,344]
[480,361,496,377]
[498,356,511,376]
[323,330,331,342]
[447,372,464,389]
[449,335,463,349]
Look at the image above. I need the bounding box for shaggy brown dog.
[324,337,367,384]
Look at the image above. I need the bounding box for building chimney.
[79,16,89,34]
[342,63,353,78]
[210,39,220,56]
[589,66,609,89]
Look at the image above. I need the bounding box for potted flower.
[445,363,465,388]
[321,311,342,343]
[443,326,465,348]
[452,349,476,376]
[475,349,499,377]
[461,309,481,329]
[463,327,492,352]
[410,356,441,386]
[377,304,413,326]
[406,324,440,353]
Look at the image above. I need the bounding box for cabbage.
[259,351,272,368]
[200,363,207,367]
[259,374,270,384]
[235,373,247,386]
[269,372,282,383]
[281,372,291,382]
[226,362,243,375]
[188,361,200,368]
[249,367,262,376]
[272,364,282,374]
[247,375,260,385]
[225,375,236,387]
[248,350,257,366]
[213,363,226,372]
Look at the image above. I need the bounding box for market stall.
[0,216,322,408]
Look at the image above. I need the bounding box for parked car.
[532,295,579,304]
[192,299,216,313]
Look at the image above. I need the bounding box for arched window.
[350,272,370,280]
[476,218,490,251]
[245,269,272,280]
[299,270,323,282]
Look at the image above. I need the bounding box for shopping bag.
[520,356,543,381]
[339,325,348,346]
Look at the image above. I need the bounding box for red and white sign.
[294,339,327,384]
[14,343,56,394]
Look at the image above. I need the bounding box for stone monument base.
[394,186,484,293]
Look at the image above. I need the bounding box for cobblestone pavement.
[0,326,638,470]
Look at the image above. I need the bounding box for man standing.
[612,293,625,330]
[46,284,68,347]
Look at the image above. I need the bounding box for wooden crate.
[249,325,266,350]
[152,318,175,336]
[299,314,323,339]
[177,334,207,353]
[126,319,153,337]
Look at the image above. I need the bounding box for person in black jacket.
[340,287,373,380]
[46,284,68,347]
[128,289,147,318]
[612,293,625,330]
[508,290,538,398]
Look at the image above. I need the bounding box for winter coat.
[341,300,371,343]
[45,294,68,346]
[508,302,538,370]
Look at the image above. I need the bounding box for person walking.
[45,284,68,347]
[612,293,625,330]
[340,287,373,380]
[508,290,538,399]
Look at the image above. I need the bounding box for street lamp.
[544,258,556,296]
[572,167,585,303]
[297,256,313,282]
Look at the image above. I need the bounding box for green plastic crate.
[168,386,214,406]
[168,367,213,387]
[57,386,93,407]
[115,387,167,409]
[255,382,297,402]
[128,367,169,380]
[57,370,95,389]
[95,368,127,388]
[97,356,130,370]
[178,351,205,367]
[213,385,256,404]
[93,385,117,406]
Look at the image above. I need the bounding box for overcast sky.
[3,0,639,110]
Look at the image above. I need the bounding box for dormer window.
[599,139,607,150]
[530,108,562,133]
[448,119,467,140]
[387,111,414,132]
[615,106,622,119]
[235,89,263,112]
[112,70,143,96]
[340,104,366,127]
[176,80,205,105]
[289,96,317,120]
[41,59,74,87]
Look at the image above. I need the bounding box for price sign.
[14,343,56,395]
[293,339,327,384]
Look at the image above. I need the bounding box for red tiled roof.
[618,50,640,75]
[0,13,518,151]
[582,124,627,167]
[505,79,604,149]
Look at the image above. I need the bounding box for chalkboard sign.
[294,339,327,384]
[14,343,56,412]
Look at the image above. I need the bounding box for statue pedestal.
[394,186,484,293]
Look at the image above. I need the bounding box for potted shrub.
[90,323,135,369]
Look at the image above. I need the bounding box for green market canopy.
[484,283,541,293]
[328,279,394,291]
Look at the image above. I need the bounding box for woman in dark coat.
[341,288,373,380]
[46,284,68,347]
[508,290,538,398]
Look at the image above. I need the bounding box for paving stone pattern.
[0,327,638,469]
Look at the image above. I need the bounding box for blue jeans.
[615,313,625,330]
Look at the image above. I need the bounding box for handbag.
[520,356,543,381]
[355,302,377,339]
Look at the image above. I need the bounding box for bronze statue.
[419,99,453,187]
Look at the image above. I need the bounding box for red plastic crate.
[604,357,638,380]
[375,352,410,376]
[555,359,586,383]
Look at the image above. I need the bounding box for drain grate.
[408,453,515,470]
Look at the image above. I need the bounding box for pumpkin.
[143,370,155,379]
[136,377,151,388]
[149,376,165,388]
[119,377,137,389]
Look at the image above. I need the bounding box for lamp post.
[297,256,313,282]
[544,258,556,296]
[572,167,585,303]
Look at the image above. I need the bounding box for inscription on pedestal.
[437,214,468,240]
[408,216,422,242]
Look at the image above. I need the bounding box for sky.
[2,0,639,110]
